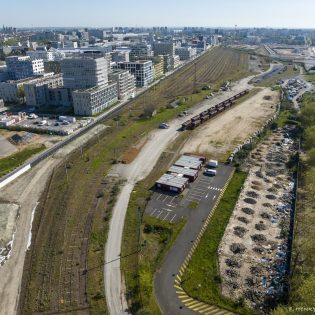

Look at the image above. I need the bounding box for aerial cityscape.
[1,1,315,315]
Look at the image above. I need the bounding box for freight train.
[181,89,250,130]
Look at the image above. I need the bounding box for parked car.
[204,169,217,176]
[159,122,169,129]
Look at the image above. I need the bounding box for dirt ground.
[0,124,107,315]
[0,136,17,157]
[181,88,280,160]
[218,127,296,311]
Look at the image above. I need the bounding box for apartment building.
[61,56,108,90]
[72,82,118,116]
[24,74,64,107]
[109,70,136,99]
[6,56,44,80]
[114,60,154,87]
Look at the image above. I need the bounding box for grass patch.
[0,144,45,177]
[189,201,199,209]
[181,171,253,315]
[257,65,299,88]
[121,134,188,314]
[304,73,315,82]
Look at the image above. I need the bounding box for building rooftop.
[156,173,189,189]
[73,82,117,93]
[174,155,203,170]
[168,165,198,177]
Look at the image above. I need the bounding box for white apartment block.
[114,60,154,87]
[109,70,136,99]
[6,56,44,80]
[61,56,108,90]
[72,82,118,116]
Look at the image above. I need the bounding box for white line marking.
[213,195,217,200]
[163,195,168,202]
[170,196,176,203]
[166,204,176,208]
[156,194,162,201]
[163,212,170,220]
[162,208,173,212]
[156,211,163,219]
[170,214,177,223]
[151,209,158,216]
[205,193,209,199]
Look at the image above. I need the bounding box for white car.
[204,169,217,176]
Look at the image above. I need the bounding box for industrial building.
[173,155,203,170]
[72,82,118,116]
[155,173,189,193]
[109,70,136,99]
[167,165,198,182]
[6,56,44,80]
[114,60,154,87]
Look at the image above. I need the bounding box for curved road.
[104,76,253,314]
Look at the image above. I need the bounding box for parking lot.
[145,163,234,223]
[15,116,92,135]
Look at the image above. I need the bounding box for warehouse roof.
[174,155,202,170]
[168,165,198,177]
[156,173,189,189]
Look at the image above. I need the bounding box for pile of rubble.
[218,126,297,311]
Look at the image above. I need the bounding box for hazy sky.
[2,0,315,28]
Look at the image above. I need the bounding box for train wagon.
[190,119,201,129]
[200,114,210,122]
[181,120,192,130]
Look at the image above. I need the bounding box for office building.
[175,47,197,60]
[0,77,33,103]
[129,42,152,61]
[26,47,65,61]
[153,41,175,57]
[72,82,118,116]
[114,60,154,87]
[6,56,44,80]
[44,60,62,74]
[109,70,136,99]
[61,56,108,90]
[171,55,180,68]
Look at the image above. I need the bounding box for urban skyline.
[2,0,315,28]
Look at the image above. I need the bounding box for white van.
[204,169,217,176]
[207,160,218,168]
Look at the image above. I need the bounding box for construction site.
[218,126,297,312]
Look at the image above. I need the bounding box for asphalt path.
[154,165,234,315]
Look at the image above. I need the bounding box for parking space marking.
[163,212,170,220]
[193,187,206,192]
[213,195,217,200]
[190,192,204,197]
[170,196,176,203]
[151,209,158,216]
[156,210,163,219]
[170,214,177,223]
[156,194,163,201]
[162,195,168,202]
[162,208,173,212]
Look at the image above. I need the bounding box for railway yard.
[218,126,297,311]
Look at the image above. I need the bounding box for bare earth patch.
[181,88,279,160]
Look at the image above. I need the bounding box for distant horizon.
[1,0,315,29]
[8,26,315,31]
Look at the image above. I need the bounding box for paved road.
[104,76,254,314]
[154,165,234,315]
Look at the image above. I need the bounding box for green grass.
[0,144,45,177]
[304,73,315,83]
[181,171,253,315]
[121,134,189,314]
[189,201,199,209]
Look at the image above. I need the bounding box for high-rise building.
[114,61,154,87]
[175,47,197,60]
[129,42,152,61]
[61,56,108,90]
[109,70,136,99]
[6,56,44,80]
[153,42,175,57]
